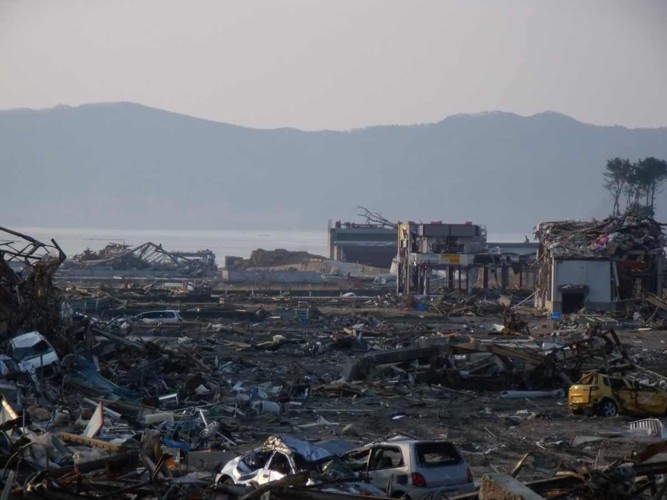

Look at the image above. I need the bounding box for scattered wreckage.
[0,225,66,339]
[61,241,218,277]
[0,225,666,499]
[337,326,636,394]
[216,435,386,496]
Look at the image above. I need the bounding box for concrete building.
[544,260,614,313]
[327,218,538,294]
[396,221,486,294]
[327,220,396,268]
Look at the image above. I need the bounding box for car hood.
[262,435,332,462]
[9,331,46,348]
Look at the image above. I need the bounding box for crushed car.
[569,371,667,417]
[7,331,60,376]
[216,435,385,496]
[342,435,475,499]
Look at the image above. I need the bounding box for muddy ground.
[109,291,667,484]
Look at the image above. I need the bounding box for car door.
[160,311,177,323]
[634,384,667,416]
[235,451,271,484]
[265,451,292,483]
[367,446,405,492]
[344,447,372,474]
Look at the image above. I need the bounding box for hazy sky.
[1,0,666,130]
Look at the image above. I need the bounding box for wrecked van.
[569,371,667,417]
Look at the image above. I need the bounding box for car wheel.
[221,477,234,485]
[391,493,410,500]
[598,399,618,417]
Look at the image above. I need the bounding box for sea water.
[5,227,529,261]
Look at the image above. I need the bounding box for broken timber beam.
[57,432,124,451]
[479,474,544,500]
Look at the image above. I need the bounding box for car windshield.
[579,373,597,385]
[11,340,52,361]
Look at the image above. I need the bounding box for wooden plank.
[480,473,544,500]
[57,432,123,451]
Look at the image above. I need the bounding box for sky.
[1,0,666,130]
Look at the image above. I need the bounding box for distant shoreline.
[6,226,530,261]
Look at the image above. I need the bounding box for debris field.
[1,225,667,499]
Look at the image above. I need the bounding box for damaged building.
[60,241,218,279]
[534,215,665,314]
[327,220,397,269]
[396,221,486,294]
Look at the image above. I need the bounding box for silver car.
[132,310,183,324]
[216,435,384,496]
[342,435,475,499]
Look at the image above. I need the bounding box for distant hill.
[2,102,667,233]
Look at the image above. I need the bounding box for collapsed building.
[61,241,218,279]
[534,215,665,314]
[395,221,537,295]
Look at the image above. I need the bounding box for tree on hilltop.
[603,157,632,216]
[603,157,667,216]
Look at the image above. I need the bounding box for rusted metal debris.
[0,225,66,337]
[336,327,632,393]
[62,241,217,277]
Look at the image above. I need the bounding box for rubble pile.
[0,226,66,337]
[535,215,665,259]
[238,248,324,269]
[0,226,665,498]
[63,241,218,277]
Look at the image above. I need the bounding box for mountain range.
[2,102,667,234]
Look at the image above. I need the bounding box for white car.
[342,436,475,499]
[8,331,60,376]
[132,310,183,324]
[216,435,384,496]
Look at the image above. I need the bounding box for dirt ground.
[163,294,667,484]
[58,277,667,490]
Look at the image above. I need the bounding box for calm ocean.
[7,227,528,261]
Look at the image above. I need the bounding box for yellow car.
[568,371,667,417]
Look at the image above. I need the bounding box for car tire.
[391,493,410,500]
[221,477,234,485]
[598,399,618,417]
